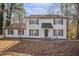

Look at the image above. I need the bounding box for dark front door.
[44,29,48,37]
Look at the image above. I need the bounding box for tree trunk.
[6,3,13,27]
[0,4,5,34]
[77,4,79,39]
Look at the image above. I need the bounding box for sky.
[24,3,61,16]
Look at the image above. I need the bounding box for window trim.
[8,29,14,35]
[54,29,63,36]
[29,29,39,36]
[29,19,39,25]
[54,19,63,25]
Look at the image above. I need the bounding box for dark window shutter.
[54,29,55,36]
[29,29,31,36]
[54,19,55,24]
[37,29,39,36]
[37,19,39,25]
[62,29,63,36]
[59,30,60,36]
[18,30,20,35]
[29,19,31,24]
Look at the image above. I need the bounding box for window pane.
[54,29,59,36]
[59,29,63,36]
[54,29,63,36]
[29,19,39,25]
[8,29,13,35]
[54,19,63,25]
[29,29,39,36]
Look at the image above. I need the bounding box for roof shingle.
[26,15,67,19]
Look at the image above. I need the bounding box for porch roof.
[42,23,53,28]
[5,23,26,30]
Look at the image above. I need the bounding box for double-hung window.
[8,29,14,35]
[54,19,63,25]
[29,29,39,36]
[54,29,63,36]
[29,19,39,25]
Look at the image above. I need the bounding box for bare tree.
[48,3,61,15]
[75,4,79,39]
[61,3,78,39]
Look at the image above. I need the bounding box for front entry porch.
[43,29,51,39]
[42,23,53,39]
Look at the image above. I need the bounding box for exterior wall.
[40,19,67,39]
[5,18,67,39]
[39,19,53,38]
[5,30,20,38]
[53,19,67,39]
[24,19,42,38]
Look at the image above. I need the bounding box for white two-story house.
[5,15,68,39]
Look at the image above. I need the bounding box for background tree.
[0,3,5,34]
[74,4,79,39]
[48,3,61,15]
[0,3,25,35]
[5,3,25,26]
[61,3,77,39]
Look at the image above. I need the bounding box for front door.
[44,29,48,37]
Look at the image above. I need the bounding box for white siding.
[5,18,67,39]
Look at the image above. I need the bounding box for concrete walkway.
[0,40,20,52]
[0,52,31,56]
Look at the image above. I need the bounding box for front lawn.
[0,39,79,56]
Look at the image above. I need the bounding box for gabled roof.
[26,15,67,19]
